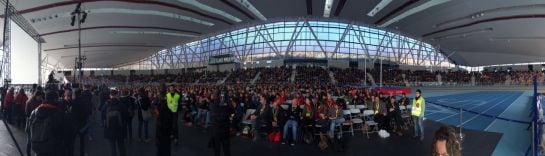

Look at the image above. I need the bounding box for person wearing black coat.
[281,102,302,146]
[137,88,152,142]
[250,95,272,141]
[209,89,233,156]
[102,90,128,156]
[387,96,404,136]
[156,87,173,156]
[61,89,79,156]
[120,90,136,142]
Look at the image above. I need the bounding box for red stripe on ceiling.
[220,0,254,20]
[5,0,233,25]
[333,0,347,17]
[40,26,202,36]
[44,44,164,51]
[422,14,545,37]
[374,0,420,25]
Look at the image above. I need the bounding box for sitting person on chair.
[373,95,388,130]
[269,100,283,132]
[326,93,345,139]
[387,96,404,136]
[281,99,302,146]
[249,94,271,141]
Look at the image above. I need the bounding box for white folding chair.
[341,110,354,136]
[241,109,256,126]
[355,105,367,117]
[356,104,367,110]
[347,105,356,110]
[350,108,364,135]
[363,110,379,138]
[402,105,413,127]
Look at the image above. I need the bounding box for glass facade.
[119,19,453,70]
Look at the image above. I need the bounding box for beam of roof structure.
[177,0,242,22]
[367,0,393,17]
[378,0,450,27]
[323,0,334,18]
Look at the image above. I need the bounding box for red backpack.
[268,131,281,142]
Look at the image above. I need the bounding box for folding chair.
[363,110,379,138]
[341,110,354,136]
[401,105,413,127]
[355,105,367,117]
[350,108,364,135]
[241,109,257,126]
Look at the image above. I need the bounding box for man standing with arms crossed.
[412,89,425,141]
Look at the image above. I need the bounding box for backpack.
[267,131,281,142]
[318,133,329,150]
[106,102,123,131]
[303,129,314,144]
[30,104,60,153]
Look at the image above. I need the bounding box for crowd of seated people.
[330,68,369,85]
[64,67,545,88]
[160,83,415,148]
[225,68,259,84]
[295,67,330,86]
[368,69,406,86]
[174,72,203,84]
[257,67,291,84]
[200,71,229,84]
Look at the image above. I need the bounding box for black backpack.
[106,102,123,131]
[30,104,60,153]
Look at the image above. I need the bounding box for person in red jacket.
[3,87,14,124]
[14,88,28,127]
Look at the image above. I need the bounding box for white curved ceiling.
[4,0,545,67]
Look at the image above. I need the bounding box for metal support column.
[380,58,383,87]
[38,40,42,85]
[1,0,11,85]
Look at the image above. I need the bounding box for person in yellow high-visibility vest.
[412,89,425,141]
[166,85,181,145]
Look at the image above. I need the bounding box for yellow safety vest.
[411,97,425,117]
[166,92,181,113]
[374,101,380,115]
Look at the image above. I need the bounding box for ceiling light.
[379,0,450,27]
[490,36,545,41]
[111,31,198,37]
[323,0,334,17]
[431,28,493,40]
[63,42,148,48]
[36,8,215,26]
[234,0,267,20]
[178,0,242,22]
[434,4,545,28]
[367,0,392,17]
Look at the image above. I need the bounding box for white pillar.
[38,41,42,85]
